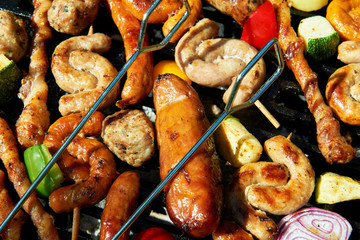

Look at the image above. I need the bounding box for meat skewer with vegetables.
[0,117,60,239]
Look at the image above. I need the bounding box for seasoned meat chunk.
[102,109,155,167]
[0,10,28,62]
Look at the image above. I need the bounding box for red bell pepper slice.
[240,1,278,49]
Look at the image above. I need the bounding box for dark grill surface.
[0,1,359,239]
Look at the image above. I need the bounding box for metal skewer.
[111,37,285,240]
[0,0,190,233]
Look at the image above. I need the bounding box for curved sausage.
[105,0,154,108]
[247,135,315,215]
[227,161,288,240]
[51,33,119,116]
[43,112,116,213]
[100,171,141,240]
[153,73,223,238]
[175,18,266,106]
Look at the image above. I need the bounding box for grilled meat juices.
[153,73,223,238]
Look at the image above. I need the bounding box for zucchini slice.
[298,15,340,61]
[0,54,22,104]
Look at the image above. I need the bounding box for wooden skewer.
[254,100,280,129]
[72,207,80,240]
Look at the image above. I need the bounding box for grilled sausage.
[99,171,141,240]
[153,73,223,238]
[247,135,315,215]
[105,0,154,108]
[43,112,117,213]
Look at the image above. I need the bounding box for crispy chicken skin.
[15,0,52,150]
[0,10,28,62]
[153,73,223,238]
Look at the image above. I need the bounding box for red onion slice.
[275,207,352,240]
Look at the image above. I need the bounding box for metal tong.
[111,38,285,240]
[0,0,285,237]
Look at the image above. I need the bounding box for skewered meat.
[15,0,52,150]
[204,0,265,26]
[48,0,101,35]
[51,33,120,116]
[269,0,356,164]
[0,117,60,240]
[247,135,315,215]
[227,161,288,240]
[338,40,360,64]
[326,63,360,126]
[0,10,29,62]
[43,111,116,213]
[101,109,155,167]
[175,18,266,106]
[100,171,141,240]
[0,169,27,240]
[153,73,223,238]
[104,0,154,108]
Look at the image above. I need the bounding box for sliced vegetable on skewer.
[0,54,22,104]
[214,114,263,167]
[24,144,64,198]
[290,0,328,12]
[298,15,340,61]
[315,172,360,204]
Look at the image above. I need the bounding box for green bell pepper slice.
[24,144,64,198]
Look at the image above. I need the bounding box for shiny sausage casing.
[153,74,223,238]
[100,171,140,240]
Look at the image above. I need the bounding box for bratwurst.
[153,74,223,238]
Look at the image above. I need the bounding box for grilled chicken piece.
[102,109,155,167]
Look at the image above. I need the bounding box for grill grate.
[0,1,359,240]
